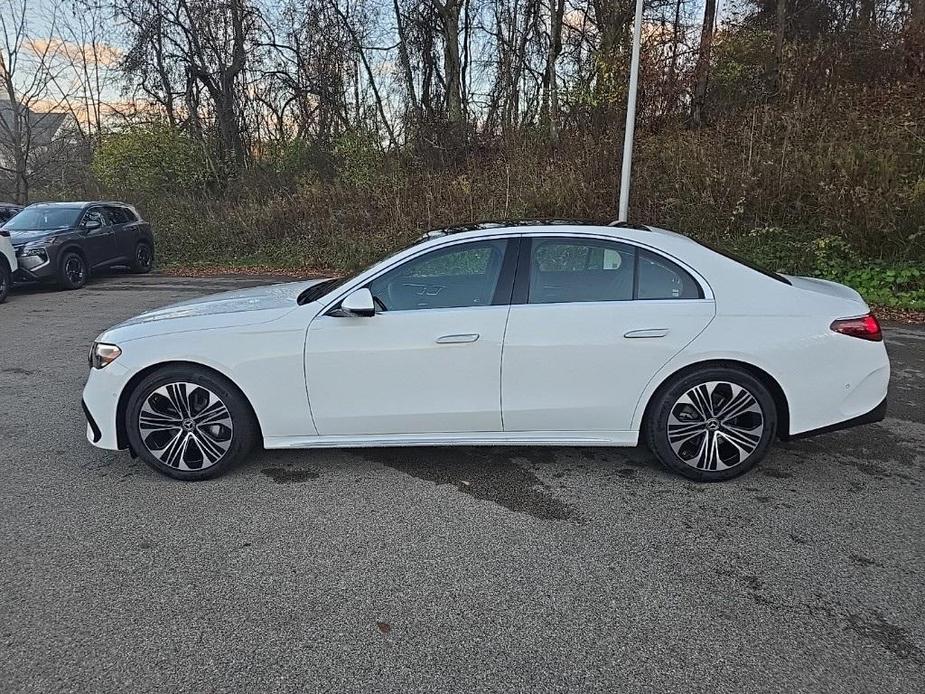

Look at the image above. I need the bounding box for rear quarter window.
[636,250,704,300]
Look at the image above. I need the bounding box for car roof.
[24,201,134,208]
[419,218,650,241]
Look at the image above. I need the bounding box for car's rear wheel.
[132,242,153,274]
[645,367,777,481]
[58,251,88,290]
[0,261,10,303]
[125,366,258,481]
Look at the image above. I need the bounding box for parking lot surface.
[1,273,923,693]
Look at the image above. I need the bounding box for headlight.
[18,247,48,270]
[89,342,122,369]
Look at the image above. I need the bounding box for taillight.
[830,314,882,342]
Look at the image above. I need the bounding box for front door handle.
[624,328,669,339]
[436,333,480,344]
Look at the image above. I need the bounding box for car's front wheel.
[58,251,88,290]
[125,366,258,481]
[645,367,777,481]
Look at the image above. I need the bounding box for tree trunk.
[772,0,786,93]
[541,0,566,138]
[393,0,420,120]
[434,0,465,124]
[690,0,717,127]
[666,0,682,115]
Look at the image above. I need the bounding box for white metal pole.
[618,0,645,222]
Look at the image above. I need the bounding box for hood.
[114,279,331,329]
[9,227,72,244]
[100,277,334,343]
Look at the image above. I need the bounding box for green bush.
[92,123,210,194]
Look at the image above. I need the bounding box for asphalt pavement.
[1,272,923,693]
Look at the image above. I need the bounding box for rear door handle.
[624,328,669,339]
[436,333,480,344]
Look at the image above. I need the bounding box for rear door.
[305,237,518,436]
[501,235,715,433]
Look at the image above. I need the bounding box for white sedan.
[82,221,890,482]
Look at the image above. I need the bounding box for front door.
[305,237,517,436]
[80,207,115,268]
[501,236,715,433]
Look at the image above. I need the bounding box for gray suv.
[4,201,155,290]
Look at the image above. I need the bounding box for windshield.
[3,207,82,231]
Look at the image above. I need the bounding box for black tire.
[58,250,88,290]
[645,366,777,482]
[125,365,259,481]
[131,241,153,274]
[0,261,9,303]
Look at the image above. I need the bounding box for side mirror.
[83,219,101,231]
[340,287,376,317]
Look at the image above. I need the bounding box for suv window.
[529,238,635,304]
[82,208,106,228]
[105,206,128,224]
[369,239,508,311]
[637,249,703,300]
[121,206,138,222]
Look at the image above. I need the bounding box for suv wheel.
[645,367,777,481]
[0,261,9,303]
[58,251,88,290]
[132,242,153,274]
[125,366,258,481]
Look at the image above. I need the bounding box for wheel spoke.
[717,387,760,422]
[194,398,231,426]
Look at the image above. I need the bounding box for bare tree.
[690,0,717,127]
[432,0,465,124]
[540,0,566,138]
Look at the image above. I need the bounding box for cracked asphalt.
[1,273,923,693]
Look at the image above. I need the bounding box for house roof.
[0,101,69,147]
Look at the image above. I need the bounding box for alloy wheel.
[138,382,234,470]
[65,256,85,285]
[136,244,151,270]
[667,380,765,471]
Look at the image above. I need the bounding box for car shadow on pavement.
[237,444,670,522]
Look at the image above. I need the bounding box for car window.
[121,206,138,222]
[368,239,508,311]
[529,238,635,304]
[105,206,128,224]
[82,209,105,228]
[637,249,703,300]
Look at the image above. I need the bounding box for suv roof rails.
[607,220,651,231]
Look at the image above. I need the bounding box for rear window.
[105,206,128,224]
[699,241,792,285]
[636,250,703,299]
